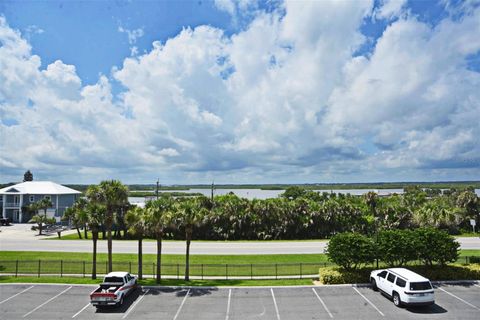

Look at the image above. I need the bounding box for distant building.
[0,181,81,223]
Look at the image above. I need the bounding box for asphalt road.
[1,283,479,319]
[1,237,479,255]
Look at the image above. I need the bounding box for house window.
[44,195,51,201]
[30,196,35,202]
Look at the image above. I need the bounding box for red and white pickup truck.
[90,272,137,307]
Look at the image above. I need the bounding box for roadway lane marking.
[270,288,281,320]
[72,303,90,318]
[122,289,150,319]
[23,286,72,318]
[312,288,333,318]
[352,287,384,317]
[173,288,191,320]
[225,288,232,320]
[0,286,34,305]
[437,287,480,311]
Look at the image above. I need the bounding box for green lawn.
[0,252,330,278]
[455,233,480,238]
[0,276,313,286]
[1,250,478,279]
[0,251,330,264]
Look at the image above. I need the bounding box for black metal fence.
[0,260,333,279]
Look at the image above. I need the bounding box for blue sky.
[0,0,479,184]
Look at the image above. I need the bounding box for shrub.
[318,265,480,285]
[407,264,480,281]
[318,266,373,284]
[468,256,480,264]
[326,233,376,270]
[414,228,460,266]
[377,229,417,266]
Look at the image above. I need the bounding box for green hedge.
[319,264,480,285]
[327,228,460,271]
[469,256,480,263]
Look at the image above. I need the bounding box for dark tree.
[23,170,33,182]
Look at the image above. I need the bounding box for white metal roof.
[0,181,81,195]
[388,268,430,282]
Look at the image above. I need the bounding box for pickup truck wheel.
[371,278,378,291]
[393,292,402,307]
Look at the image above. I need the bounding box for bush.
[414,228,460,266]
[319,266,372,284]
[326,233,376,270]
[377,229,417,266]
[469,256,480,264]
[319,265,480,285]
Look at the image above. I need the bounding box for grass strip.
[0,251,330,264]
[0,276,313,287]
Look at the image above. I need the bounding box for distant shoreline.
[1,181,479,193]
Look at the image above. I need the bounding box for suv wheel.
[371,278,378,291]
[393,292,401,307]
[118,295,124,307]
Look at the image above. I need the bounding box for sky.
[0,0,479,185]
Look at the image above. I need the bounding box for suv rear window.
[410,281,432,291]
[387,273,396,283]
[396,278,406,287]
[104,277,124,283]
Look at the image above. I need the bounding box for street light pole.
[156,179,159,200]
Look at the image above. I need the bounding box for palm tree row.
[65,182,478,282]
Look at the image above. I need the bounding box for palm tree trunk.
[107,228,112,272]
[138,237,143,280]
[106,209,113,273]
[76,227,82,239]
[84,224,88,239]
[92,231,98,280]
[185,234,191,281]
[156,236,162,284]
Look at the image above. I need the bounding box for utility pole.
[211,180,215,202]
[156,179,159,200]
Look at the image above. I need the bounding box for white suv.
[370,268,435,307]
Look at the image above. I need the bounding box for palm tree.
[145,196,174,283]
[174,197,207,281]
[125,206,147,280]
[63,198,90,239]
[63,207,83,239]
[87,203,105,280]
[86,181,129,272]
[28,198,53,235]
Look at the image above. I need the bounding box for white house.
[0,181,81,223]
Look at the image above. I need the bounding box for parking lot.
[0,283,479,319]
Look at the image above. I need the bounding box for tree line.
[28,181,479,283]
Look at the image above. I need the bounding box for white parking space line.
[352,287,384,317]
[312,288,333,318]
[0,286,34,305]
[22,286,72,318]
[72,303,90,319]
[270,288,281,320]
[173,289,191,320]
[122,289,150,319]
[437,287,480,311]
[225,289,232,320]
